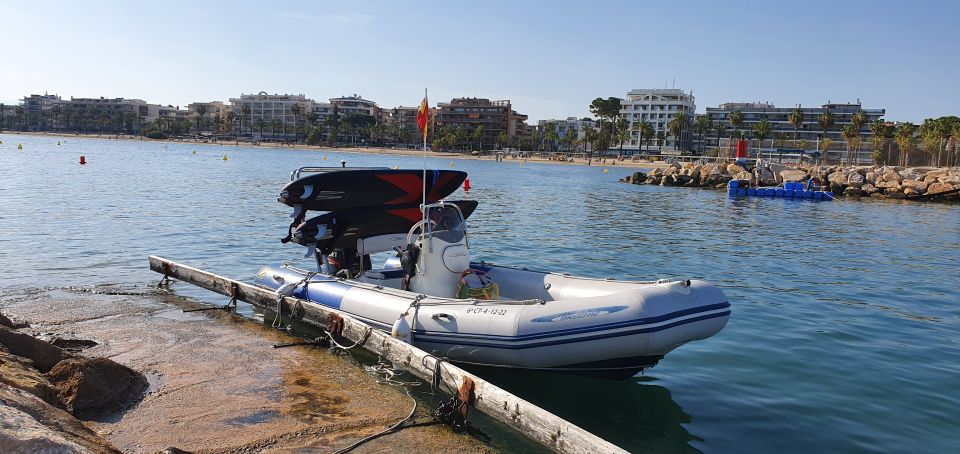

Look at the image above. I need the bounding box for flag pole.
[422,88,428,223]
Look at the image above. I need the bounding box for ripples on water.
[1,134,958,452]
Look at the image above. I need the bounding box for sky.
[2,0,958,123]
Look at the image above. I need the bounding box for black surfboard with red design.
[290,200,478,250]
[279,169,467,211]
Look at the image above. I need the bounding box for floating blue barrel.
[737,188,747,196]
[823,191,834,201]
[728,188,737,197]
[765,188,775,196]
[747,188,757,196]
[729,180,740,189]
[804,190,814,198]
[785,189,796,197]
[775,188,785,197]
[813,192,823,200]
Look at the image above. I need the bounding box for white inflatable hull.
[255,262,730,379]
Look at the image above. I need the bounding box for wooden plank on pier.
[148,256,626,454]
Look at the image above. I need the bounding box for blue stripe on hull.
[413,301,731,341]
[413,310,730,350]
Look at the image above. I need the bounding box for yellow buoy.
[222,154,228,161]
[450,162,455,167]
[192,150,197,155]
[18,144,23,150]
[323,156,328,160]
[603,168,609,174]
[393,165,400,170]
[57,141,61,146]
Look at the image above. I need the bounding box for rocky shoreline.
[1,311,146,453]
[620,162,960,202]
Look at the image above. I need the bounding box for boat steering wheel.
[407,219,438,245]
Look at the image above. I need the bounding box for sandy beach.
[3,130,669,171]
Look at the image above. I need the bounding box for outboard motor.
[405,203,470,298]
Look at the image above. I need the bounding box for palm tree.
[753,118,772,158]
[225,111,236,136]
[727,109,743,138]
[240,105,251,136]
[194,104,208,134]
[655,130,666,151]
[632,119,653,153]
[668,112,689,151]
[471,124,485,151]
[841,124,861,166]
[271,119,282,141]
[788,107,804,148]
[581,126,596,154]
[496,131,508,150]
[289,104,302,142]
[894,122,916,167]
[869,119,888,165]
[694,115,712,154]
[817,110,835,162]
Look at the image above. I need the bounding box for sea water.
[1,134,958,452]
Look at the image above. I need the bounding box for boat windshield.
[425,204,466,243]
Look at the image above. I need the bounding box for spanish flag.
[416,95,429,141]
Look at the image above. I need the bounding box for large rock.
[926,182,956,196]
[844,187,865,197]
[630,172,645,184]
[899,169,924,181]
[649,167,663,178]
[901,179,928,194]
[0,326,66,373]
[732,171,752,181]
[0,352,63,408]
[861,183,879,194]
[903,188,920,197]
[881,169,903,183]
[45,357,149,419]
[700,163,721,176]
[924,169,949,179]
[828,171,849,185]
[940,175,960,185]
[847,172,865,185]
[0,384,120,454]
[780,169,808,182]
[726,163,743,174]
[876,180,900,189]
[884,188,906,199]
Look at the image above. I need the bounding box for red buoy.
[79,155,86,165]
[463,178,471,191]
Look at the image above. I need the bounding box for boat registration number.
[466,308,508,316]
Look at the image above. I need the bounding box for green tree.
[496,130,508,150]
[194,104,208,134]
[694,114,712,154]
[869,119,888,164]
[471,124,485,151]
[656,130,666,151]
[727,109,743,138]
[290,104,302,142]
[788,107,804,148]
[633,119,654,152]
[841,124,861,165]
[271,119,282,141]
[753,118,772,156]
[817,110,835,161]
[894,122,916,167]
[589,97,622,136]
[561,127,578,152]
[240,105,251,136]
[668,112,689,151]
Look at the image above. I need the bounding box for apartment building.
[704,101,885,162]
[620,88,696,151]
[434,98,529,147]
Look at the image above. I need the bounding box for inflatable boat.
[256,167,730,379]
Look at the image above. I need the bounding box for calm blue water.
[1,134,958,453]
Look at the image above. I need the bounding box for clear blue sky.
[2,0,958,123]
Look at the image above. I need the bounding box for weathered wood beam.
[149,256,626,454]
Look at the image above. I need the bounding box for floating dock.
[149,256,627,454]
[728,181,834,201]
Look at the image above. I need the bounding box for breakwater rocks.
[621,162,960,202]
[1,312,146,453]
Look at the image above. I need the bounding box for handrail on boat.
[290,166,390,181]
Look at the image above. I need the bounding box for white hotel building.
[620,88,695,151]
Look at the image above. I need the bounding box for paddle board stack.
[278,169,472,254]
